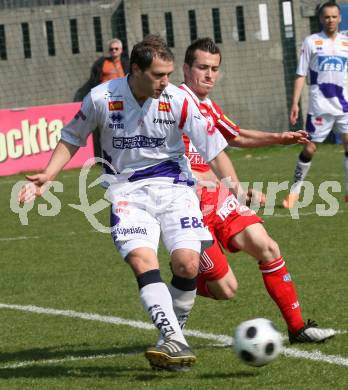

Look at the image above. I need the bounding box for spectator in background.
[90,38,129,85]
[74,38,129,101]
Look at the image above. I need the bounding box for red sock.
[197,275,213,298]
[259,257,305,332]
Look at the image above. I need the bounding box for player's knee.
[258,237,280,263]
[171,259,199,278]
[304,142,317,157]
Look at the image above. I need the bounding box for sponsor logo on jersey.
[217,194,255,220]
[318,55,347,72]
[188,153,207,166]
[109,112,124,129]
[74,110,86,121]
[161,92,173,99]
[187,141,207,165]
[117,201,128,207]
[342,41,348,47]
[314,39,323,45]
[110,112,123,122]
[180,216,203,229]
[112,135,166,149]
[153,118,176,125]
[113,226,148,236]
[314,116,323,126]
[206,119,216,135]
[108,101,124,111]
[158,101,171,112]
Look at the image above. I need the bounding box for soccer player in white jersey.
[18,35,242,371]
[283,1,348,208]
[176,37,335,344]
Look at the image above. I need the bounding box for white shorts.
[109,182,213,258]
[306,113,348,142]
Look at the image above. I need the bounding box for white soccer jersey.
[297,31,348,115]
[61,77,227,184]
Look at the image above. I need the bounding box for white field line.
[0,303,347,368]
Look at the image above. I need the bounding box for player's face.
[138,57,174,99]
[320,6,341,35]
[184,50,221,99]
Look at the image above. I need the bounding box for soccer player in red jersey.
[179,37,335,344]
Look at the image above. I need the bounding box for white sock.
[344,155,348,195]
[168,284,196,330]
[291,160,312,194]
[140,282,187,345]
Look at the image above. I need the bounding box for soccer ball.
[233,318,282,367]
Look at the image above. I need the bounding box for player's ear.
[183,63,190,78]
[132,63,141,76]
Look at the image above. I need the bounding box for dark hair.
[318,1,341,17]
[184,37,221,67]
[129,34,174,74]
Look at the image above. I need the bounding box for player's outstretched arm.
[228,128,309,148]
[18,140,79,203]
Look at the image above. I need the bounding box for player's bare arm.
[228,128,309,148]
[206,150,242,196]
[18,140,79,203]
[290,75,306,125]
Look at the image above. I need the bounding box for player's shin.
[259,257,305,333]
[154,274,196,348]
[168,274,197,330]
[291,155,312,194]
[137,269,188,345]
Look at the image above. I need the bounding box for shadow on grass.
[0,344,149,379]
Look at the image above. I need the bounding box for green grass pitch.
[0,144,347,389]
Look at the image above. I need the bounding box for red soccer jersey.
[180,83,240,172]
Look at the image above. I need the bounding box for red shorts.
[197,186,262,288]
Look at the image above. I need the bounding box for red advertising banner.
[0,102,94,176]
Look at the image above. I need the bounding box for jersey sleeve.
[179,97,228,162]
[211,101,240,140]
[60,92,98,146]
[296,37,311,76]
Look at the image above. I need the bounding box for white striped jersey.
[297,31,348,115]
[61,77,228,184]
[179,83,240,172]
